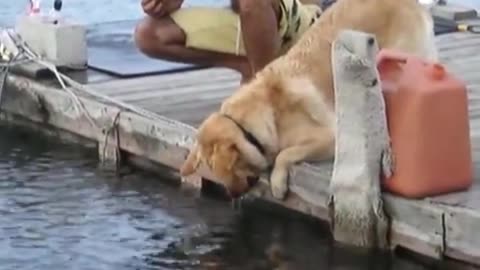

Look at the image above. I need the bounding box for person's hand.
[141,0,183,18]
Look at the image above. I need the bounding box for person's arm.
[141,0,184,18]
[238,0,281,74]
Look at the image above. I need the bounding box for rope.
[0,59,12,101]
[0,53,21,103]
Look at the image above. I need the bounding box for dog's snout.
[229,190,242,199]
[247,176,259,187]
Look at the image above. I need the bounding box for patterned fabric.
[277,0,322,51]
[170,1,323,56]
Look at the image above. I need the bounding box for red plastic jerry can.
[377,49,473,198]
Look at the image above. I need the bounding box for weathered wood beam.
[440,205,480,264]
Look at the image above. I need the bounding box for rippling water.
[1,0,478,27]
[0,124,448,270]
[0,0,228,26]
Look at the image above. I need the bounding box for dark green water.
[0,124,463,270]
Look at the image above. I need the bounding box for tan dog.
[180,0,438,200]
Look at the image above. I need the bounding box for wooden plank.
[428,185,480,209]
[430,32,480,214]
[96,74,236,102]
[432,31,480,264]
[437,37,480,51]
[157,100,226,126]
[89,68,239,96]
[435,32,480,43]
[86,71,237,116]
[86,68,238,124]
[443,206,480,265]
[384,196,444,258]
[440,46,479,62]
[436,34,480,48]
[122,80,236,106]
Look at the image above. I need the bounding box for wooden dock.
[1,29,480,267]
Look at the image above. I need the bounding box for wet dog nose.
[247,176,259,187]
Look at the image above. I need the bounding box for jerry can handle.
[376,49,411,66]
[375,49,412,93]
[376,49,447,85]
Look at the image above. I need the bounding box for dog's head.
[180,112,269,198]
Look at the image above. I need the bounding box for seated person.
[134,0,326,82]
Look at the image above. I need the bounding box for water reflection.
[0,124,461,269]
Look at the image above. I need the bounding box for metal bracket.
[0,66,8,105]
[98,108,122,171]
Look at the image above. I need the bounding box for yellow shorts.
[170,0,322,56]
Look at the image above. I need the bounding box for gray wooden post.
[328,29,394,249]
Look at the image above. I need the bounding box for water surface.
[1,0,479,26]
[0,124,448,270]
[0,0,227,26]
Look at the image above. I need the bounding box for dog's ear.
[212,142,239,171]
[226,144,239,170]
[180,143,201,176]
[232,133,269,170]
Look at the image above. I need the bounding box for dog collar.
[221,114,266,155]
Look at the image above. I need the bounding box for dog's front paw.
[270,167,289,200]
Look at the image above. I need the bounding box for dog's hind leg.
[270,127,335,200]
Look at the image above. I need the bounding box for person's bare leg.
[237,0,282,74]
[134,16,252,80]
